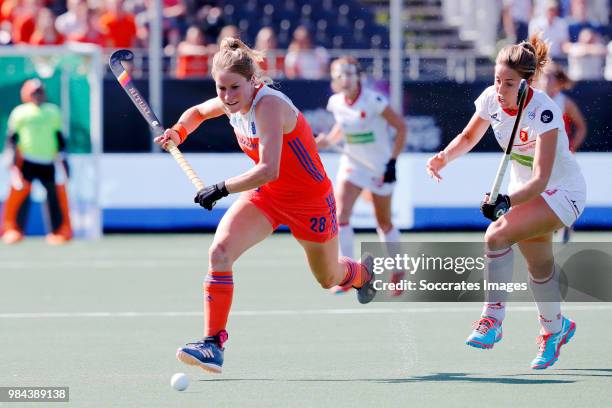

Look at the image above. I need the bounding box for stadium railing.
[100,47,489,82]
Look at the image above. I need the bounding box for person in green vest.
[1,78,72,245]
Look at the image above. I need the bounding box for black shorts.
[20,160,55,184]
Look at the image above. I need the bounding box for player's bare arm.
[381,106,407,159]
[565,98,587,151]
[154,97,225,147]
[427,113,489,181]
[507,128,557,206]
[316,123,343,148]
[224,96,284,193]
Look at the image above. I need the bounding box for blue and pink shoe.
[531,317,576,369]
[176,330,228,374]
[466,317,503,349]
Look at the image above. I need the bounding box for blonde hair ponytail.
[212,37,272,85]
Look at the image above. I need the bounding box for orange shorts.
[240,186,338,243]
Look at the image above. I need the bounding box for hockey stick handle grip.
[165,140,205,191]
[488,154,511,203]
[487,79,528,204]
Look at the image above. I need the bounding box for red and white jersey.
[474,85,585,193]
[227,84,331,200]
[326,87,392,173]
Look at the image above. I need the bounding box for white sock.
[529,266,562,334]
[339,223,354,259]
[481,247,514,322]
[377,226,401,274]
[376,226,401,243]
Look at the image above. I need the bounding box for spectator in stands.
[124,0,147,16]
[163,26,181,54]
[55,0,85,38]
[255,26,284,78]
[0,22,11,45]
[196,4,224,43]
[1,0,18,35]
[0,0,12,22]
[216,24,238,46]
[118,0,151,48]
[67,4,105,46]
[11,0,42,44]
[182,0,216,27]
[567,0,605,42]
[0,0,13,44]
[30,8,64,45]
[163,0,186,26]
[503,0,533,43]
[176,25,211,78]
[206,24,240,54]
[528,0,569,58]
[99,0,137,48]
[284,25,329,79]
[564,27,607,79]
[162,0,187,43]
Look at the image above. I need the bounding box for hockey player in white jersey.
[426,35,586,369]
[317,56,407,294]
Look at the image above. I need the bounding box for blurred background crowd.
[0,0,610,80]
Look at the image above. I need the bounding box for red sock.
[204,271,234,337]
[338,257,369,289]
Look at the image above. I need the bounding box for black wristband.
[217,181,229,197]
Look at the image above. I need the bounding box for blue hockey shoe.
[176,330,228,374]
[531,317,576,369]
[466,317,503,349]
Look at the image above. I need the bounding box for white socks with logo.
[481,247,514,322]
[529,266,562,334]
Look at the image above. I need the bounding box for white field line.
[0,304,611,319]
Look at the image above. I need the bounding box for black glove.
[480,193,511,221]
[60,156,70,179]
[194,181,229,211]
[383,158,397,183]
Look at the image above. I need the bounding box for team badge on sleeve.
[540,110,553,123]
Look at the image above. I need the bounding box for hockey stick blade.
[109,49,164,135]
[109,49,205,190]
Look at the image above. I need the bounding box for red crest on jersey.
[360,111,366,118]
[544,189,558,196]
[519,128,529,142]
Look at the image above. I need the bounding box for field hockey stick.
[488,79,528,204]
[328,144,379,174]
[109,49,205,191]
